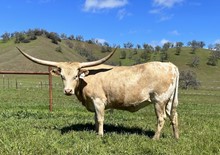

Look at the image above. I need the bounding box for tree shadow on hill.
[60,123,155,138]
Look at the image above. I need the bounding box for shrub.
[101,46,112,53]
[207,51,219,66]
[21,39,31,43]
[120,50,126,59]
[14,32,25,43]
[140,51,151,61]
[27,30,37,40]
[1,32,10,43]
[179,70,200,89]
[132,49,137,55]
[190,56,200,67]
[68,35,75,40]
[160,50,169,62]
[75,35,84,42]
[55,46,62,52]
[65,40,74,48]
[46,32,61,44]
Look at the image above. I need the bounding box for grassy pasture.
[0,77,220,155]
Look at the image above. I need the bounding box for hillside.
[0,37,86,72]
[0,36,219,89]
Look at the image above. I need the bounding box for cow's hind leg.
[166,96,179,139]
[153,102,166,140]
[169,107,179,139]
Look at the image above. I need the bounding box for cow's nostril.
[65,89,73,95]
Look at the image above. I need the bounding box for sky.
[1,0,220,47]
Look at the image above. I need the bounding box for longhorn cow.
[16,47,179,139]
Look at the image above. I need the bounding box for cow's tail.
[166,66,180,139]
[166,67,179,117]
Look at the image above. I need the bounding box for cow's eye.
[73,75,78,80]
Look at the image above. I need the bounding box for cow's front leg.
[93,98,105,136]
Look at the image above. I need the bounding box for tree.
[160,50,168,62]
[189,40,198,54]
[140,51,151,61]
[175,47,181,55]
[179,70,200,89]
[208,44,214,50]
[14,32,25,43]
[123,42,133,49]
[65,40,74,48]
[1,32,10,42]
[75,35,84,41]
[162,42,171,51]
[133,58,141,65]
[143,43,154,52]
[176,42,183,47]
[136,44,141,49]
[101,46,111,53]
[128,51,133,59]
[214,43,220,51]
[120,50,126,59]
[160,44,169,62]
[199,41,205,48]
[27,29,37,40]
[77,47,96,61]
[46,32,61,44]
[132,48,137,55]
[190,56,200,67]
[155,46,161,53]
[175,42,184,55]
[103,42,110,47]
[32,28,47,36]
[101,42,111,53]
[55,46,62,52]
[86,39,95,44]
[60,33,67,40]
[207,51,219,66]
[68,35,75,40]
[188,40,206,54]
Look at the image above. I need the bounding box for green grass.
[0,86,220,154]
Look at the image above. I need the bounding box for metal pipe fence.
[0,67,54,111]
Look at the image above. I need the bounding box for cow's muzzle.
[64,89,74,96]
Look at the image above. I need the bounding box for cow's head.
[16,47,117,96]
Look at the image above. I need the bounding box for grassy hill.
[0,36,219,89]
[0,37,86,72]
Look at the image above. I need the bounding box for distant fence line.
[0,67,54,112]
[0,69,220,107]
[0,77,62,89]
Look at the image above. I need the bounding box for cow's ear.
[50,68,61,77]
[78,69,89,79]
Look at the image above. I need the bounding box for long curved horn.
[80,47,118,68]
[16,47,59,67]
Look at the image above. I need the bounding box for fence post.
[3,75,5,89]
[0,70,53,111]
[7,78,9,88]
[48,67,53,112]
[16,79,18,89]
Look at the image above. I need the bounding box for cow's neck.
[74,79,87,104]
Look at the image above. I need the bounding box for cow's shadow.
[60,123,155,138]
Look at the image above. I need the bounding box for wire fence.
[0,71,220,109]
[0,76,63,90]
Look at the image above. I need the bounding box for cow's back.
[82,62,178,111]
